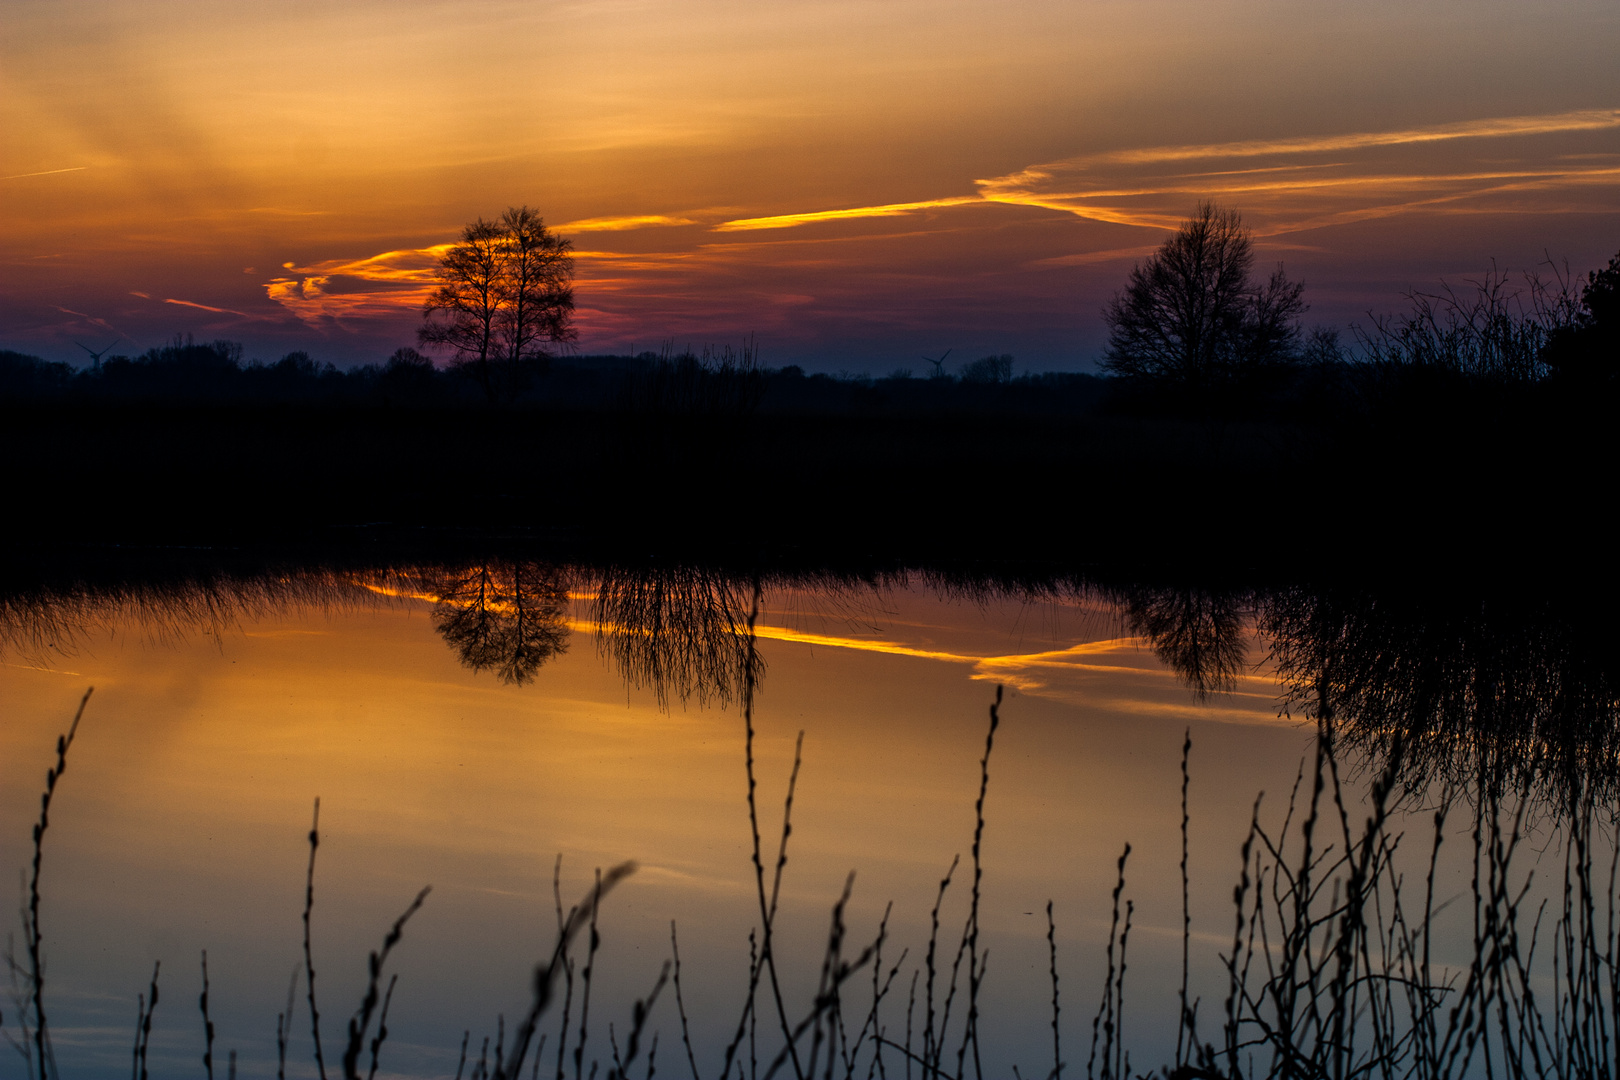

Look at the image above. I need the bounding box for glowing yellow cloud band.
[562,214,697,232]
[715,196,981,232]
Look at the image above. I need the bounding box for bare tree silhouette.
[420,207,575,402]
[1102,203,1304,390]
[959,355,1012,384]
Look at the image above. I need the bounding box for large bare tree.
[1101,202,1304,389]
[419,206,576,401]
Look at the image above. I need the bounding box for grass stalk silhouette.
[501,860,637,1080]
[305,797,328,1080]
[723,579,807,1080]
[366,974,397,1080]
[1047,902,1061,1080]
[552,856,577,1080]
[1175,729,1191,1074]
[132,961,160,1080]
[1086,846,1132,1080]
[957,685,1001,1080]
[341,885,430,1080]
[276,965,298,1080]
[670,923,701,1080]
[201,950,216,1080]
[17,686,91,1080]
[607,960,670,1080]
[574,869,604,1080]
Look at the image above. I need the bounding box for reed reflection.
[422,562,571,686]
[0,561,401,663]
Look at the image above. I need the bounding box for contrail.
[1,166,88,181]
[165,298,250,317]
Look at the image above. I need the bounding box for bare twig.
[670,923,701,1080]
[342,886,431,1080]
[305,798,328,1080]
[26,686,90,1080]
[201,950,216,1080]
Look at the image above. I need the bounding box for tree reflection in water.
[1113,583,1252,700]
[423,562,571,686]
[1263,584,1620,806]
[7,555,1619,807]
[589,564,757,710]
[1120,579,1620,808]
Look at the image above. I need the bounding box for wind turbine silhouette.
[921,349,952,378]
[75,338,120,370]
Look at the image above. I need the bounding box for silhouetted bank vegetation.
[5,224,1616,563]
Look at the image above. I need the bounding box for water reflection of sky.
[0,577,1578,1077]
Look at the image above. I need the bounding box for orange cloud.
[284,245,454,285]
[264,245,452,326]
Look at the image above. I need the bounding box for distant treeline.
[0,338,1111,416]
[5,254,1614,422]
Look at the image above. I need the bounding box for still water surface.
[0,565,1606,1078]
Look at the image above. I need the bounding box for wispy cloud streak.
[712,107,1620,237]
[1091,108,1620,166]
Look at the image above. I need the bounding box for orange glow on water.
[10,574,1578,1075]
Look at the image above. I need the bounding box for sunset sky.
[4,0,1617,371]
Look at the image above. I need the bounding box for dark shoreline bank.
[8,390,1614,577]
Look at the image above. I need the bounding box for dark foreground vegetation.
[9,556,1620,1079]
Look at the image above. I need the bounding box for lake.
[2,559,1614,1079]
